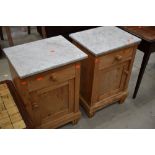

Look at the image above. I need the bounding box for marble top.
[4,35,87,79]
[69,26,141,56]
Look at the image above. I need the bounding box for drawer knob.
[50,74,57,81]
[32,102,39,109]
[115,55,122,61]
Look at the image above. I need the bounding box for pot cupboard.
[70,27,141,117]
[4,36,87,128]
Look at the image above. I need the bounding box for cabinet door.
[29,79,74,127]
[99,62,130,100]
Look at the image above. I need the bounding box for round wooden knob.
[50,74,57,81]
[32,102,39,109]
[115,55,122,61]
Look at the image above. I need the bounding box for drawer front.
[27,65,75,92]
[99,47,134,69]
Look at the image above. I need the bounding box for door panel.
[30,80,74,126]
[99,62,129,100]
[38,84,69,119]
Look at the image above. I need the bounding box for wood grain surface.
[0,83,26,128]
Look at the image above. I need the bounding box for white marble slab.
[3,35,87,79]
[70,26,141,56]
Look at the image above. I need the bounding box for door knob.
[50,74,57,81]
[32,102,39,109]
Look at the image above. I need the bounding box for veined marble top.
[69,26,141,56]
[4,35,87,79]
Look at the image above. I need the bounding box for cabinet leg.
[72,119,79,125]
[88,112,95,118]
[119,96,127,104]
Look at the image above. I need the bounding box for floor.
[0,27,155,129]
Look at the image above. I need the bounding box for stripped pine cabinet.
[9,63,81,128]
[70,27,141,117]
[4,36,87,128]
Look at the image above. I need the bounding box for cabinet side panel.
[72,41,95,105]
[123,45,138,90]
[8,62,29,105]
[74,62,81,112]
[8,62,33,120]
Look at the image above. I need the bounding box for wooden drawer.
[27,65,75,92]
[99,47,134,69]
